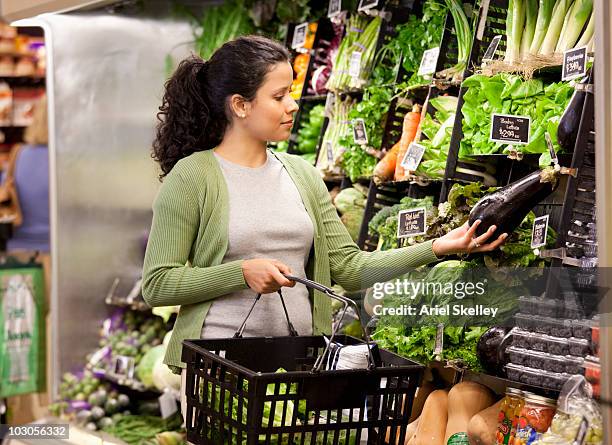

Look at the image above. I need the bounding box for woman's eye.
[274,96,284,101]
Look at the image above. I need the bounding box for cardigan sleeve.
[141,167,248,307]
[311,171,441,292]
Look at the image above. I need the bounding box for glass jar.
[496,387,524,445]
[514,393,557,445]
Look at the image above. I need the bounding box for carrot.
[394,104,422,181]
[373,141,401,184]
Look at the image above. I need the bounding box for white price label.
[400,142,426,171]
[352,118,368,145]
[158,390,178,419]
[358,0,378,12]
[291,22,308,49]
[349,51,362,78]
[418,47,440,76]
[328,0,342,18]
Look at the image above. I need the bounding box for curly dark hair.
[152,35,291,179]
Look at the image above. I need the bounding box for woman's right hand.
[241,259,296,294]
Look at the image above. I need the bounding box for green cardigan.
[142,149,440,371]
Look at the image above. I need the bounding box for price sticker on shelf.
[434,323,444,356]
[400,142,426,171]
[397,207,427,238]
[349,50,363,78]
[113,355,135,379]
[158,390,178,419]
[418,47,440,76]
[545,131,559,166]
[328,0,342,18]
[325,141,334,165]
[490,114,530,145]
[352,118,368,145]
[562,46,587,81]
[291,22,308,49]
[531,215,549,249]
[358,0,379,12]
[482,35,502,63]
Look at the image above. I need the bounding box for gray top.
[201,150,315,338]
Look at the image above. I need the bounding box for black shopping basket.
[181,275,425,445]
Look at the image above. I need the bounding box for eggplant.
[476,326,510,376]
[469,167,559,240]
[557,69,593,152]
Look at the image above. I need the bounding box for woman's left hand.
[432,219,508,257]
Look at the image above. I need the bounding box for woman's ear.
[229,94,249,119]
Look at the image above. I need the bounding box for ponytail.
[152,36,290,179]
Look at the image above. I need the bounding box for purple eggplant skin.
[468,167,559,240]
[557,70,593,152]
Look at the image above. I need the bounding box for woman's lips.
[281,120,293,126]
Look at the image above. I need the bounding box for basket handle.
[233,290,299,338]
[283,274,377,372]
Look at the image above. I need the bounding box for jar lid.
[523,393,557,407]
[506,387,524,397]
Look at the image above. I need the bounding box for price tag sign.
[352,118,368,145]
[545,132,559,165]
[562,46,587,81]
[397,207,427,238]
[400,142,426,171]
[349,50,362,78]
[113,355,135,379]
[482,35,502,63]
[418,47,440,76]
[328,0,342,18]
[325,141,334,165]
[158,390,178,419]
[531,215,549,249]
[434,323,444,356]
[358,0,378,12]
[490,114,531,145]
[291,22,308,49]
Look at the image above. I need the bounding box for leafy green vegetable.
[460,73,573,157]
[296,104,325,162]
[377,0,447,88]
[339,84,394,181]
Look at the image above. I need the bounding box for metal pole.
[594,0,611,441]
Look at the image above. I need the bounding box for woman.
[141,36,506,378]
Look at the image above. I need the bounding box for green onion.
[575,10,594,48]
[441,0,472,81]
[504,0,526,63]
[539,0,572,55]
[529,0,556,55]
[520,0,538,58]
[556,0,593,53]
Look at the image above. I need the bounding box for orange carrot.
[373,141,401,184]
[394,104,422,181]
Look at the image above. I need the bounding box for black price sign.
[352,118,368,145]
[328,0,342,17]
[531,215,549,249]
[400,142,426,171]
[418,47,440,76]
[397,207,427,238]
[490,114,531,145]
[291,22,308,49]
[562,46,587,81]
[358,0,378,12]
[482,35,502,63]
